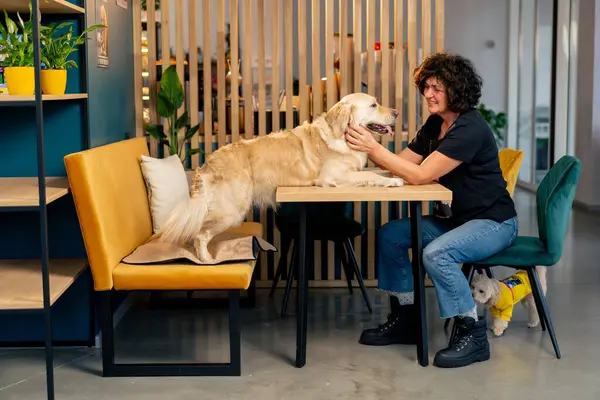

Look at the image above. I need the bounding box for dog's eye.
[371,103,377,108]
[479,290,484,294]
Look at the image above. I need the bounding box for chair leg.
[336,241,354,294]
[527,267,561,359]
[344,238,373,314]
[281,242,298,318]
[269,234,292,298]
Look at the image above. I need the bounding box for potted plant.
[145,65,202,165]
[40,21,103,95]
[477,103,507,149]
[0,7,34,95]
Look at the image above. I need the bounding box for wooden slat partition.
[436,0,445,51]
[339,0,349,98]
[216,0,227,149]
[202,0,212,155]
[325,0,336,109]
[285,0,294,130]
[146,0,158,156]
[136,0,445,287]
[230,0,240,144]
[380,0,391,227]
[298,1,309,124]
[257,0,268,280]
[312,0,322,115]
[407,0,417,144]
[242,0,253,141]
[242,0,253,223]
[133,0,143,138]
[161,0,171,155]
[421,0,431,123]
[352,0,363,273]
[271,0,282,272]
[188,0,199,168]
[394,0,404,146]
[175,0,185,117]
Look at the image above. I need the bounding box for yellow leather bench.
[64,137,259,377]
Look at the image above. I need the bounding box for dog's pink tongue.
[386,125,394,136]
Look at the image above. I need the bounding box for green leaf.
[188,148,203,156]
[145,123,166,140]
[175,111,189,130]
[184,124,200,141]
[156,91,175,117]
[159,65,184,110]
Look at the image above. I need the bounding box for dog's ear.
[325,101,355,138]
[471,273,484,284]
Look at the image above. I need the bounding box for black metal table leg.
[410,201,428,366]
[295,202,308,367]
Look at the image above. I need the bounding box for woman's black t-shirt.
[407,108,517,227]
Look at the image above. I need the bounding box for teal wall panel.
[0,103,85,177]
[86,0,136,147]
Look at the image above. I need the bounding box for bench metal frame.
[98,288,242,377]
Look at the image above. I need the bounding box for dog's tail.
[157,175,211,244]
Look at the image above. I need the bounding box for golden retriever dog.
[158,92,403,262]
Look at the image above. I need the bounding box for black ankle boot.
[433,316,490,368]
[358,303,417,346]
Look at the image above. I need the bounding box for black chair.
[269,202,373,317]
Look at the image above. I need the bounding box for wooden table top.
[276,183,452,203]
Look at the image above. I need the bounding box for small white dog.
[158,93,403,262]
[470,267,547,336]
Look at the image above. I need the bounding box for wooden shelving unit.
[0,177,70,208]
[0,1,91,398]
[0,0,84,14]
[0,93,88,105]
[0,259,87,310]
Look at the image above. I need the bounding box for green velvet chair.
[447,155,582,359]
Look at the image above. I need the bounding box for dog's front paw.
[492,327,505,336]
[492,318,508,336]
[388,178,404,187]
[315,179,338,187]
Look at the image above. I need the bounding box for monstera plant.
[145,65,202,164]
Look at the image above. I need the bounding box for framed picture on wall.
[97,0,109,68]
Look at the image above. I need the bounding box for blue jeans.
[377,215,518,318]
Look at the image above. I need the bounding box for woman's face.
[422,76,448,115]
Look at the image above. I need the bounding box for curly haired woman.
[345,52,518,368]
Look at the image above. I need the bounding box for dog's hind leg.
[524,294,540,328]
[525,266,547,328]
[193,212,247,263]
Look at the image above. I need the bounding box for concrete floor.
[1,189,600,399]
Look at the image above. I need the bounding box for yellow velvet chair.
[498,148,524,197]
[64,137,261,377]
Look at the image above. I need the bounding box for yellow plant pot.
[5,67,35,95]
[41,69,67,95]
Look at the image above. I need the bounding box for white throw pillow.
[140,154,190,233]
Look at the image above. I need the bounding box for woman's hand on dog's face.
[345,125,380,154]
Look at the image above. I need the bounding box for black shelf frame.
[0,1,92,399]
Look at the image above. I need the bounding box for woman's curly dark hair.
[413,52,482,113]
